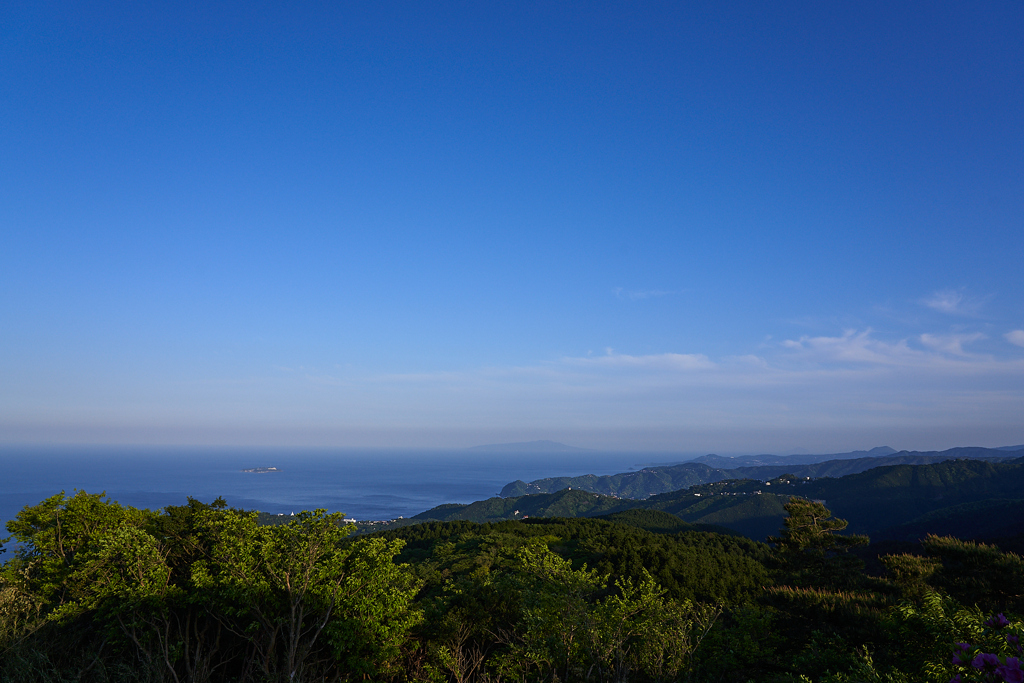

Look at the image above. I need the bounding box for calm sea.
[0,447,664,530]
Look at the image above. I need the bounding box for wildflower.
[986,614,1011,629]
[948,675,962,683]
[953,643,972,666]
[973,652,1000,669]
[997,657,1023,683]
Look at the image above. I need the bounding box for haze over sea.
[0,447,651,530]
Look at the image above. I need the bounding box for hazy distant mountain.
[421,455,1024,541]
[692,446,897,468]
[466,440,594,453]
[499,446,1019,498]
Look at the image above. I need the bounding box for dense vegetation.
[2,484,1023,682]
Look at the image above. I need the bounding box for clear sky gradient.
[3,2,1023,453]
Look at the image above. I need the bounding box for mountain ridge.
[416,456,1024,542]
[499,446,1022,498]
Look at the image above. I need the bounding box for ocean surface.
[0,447,665,530]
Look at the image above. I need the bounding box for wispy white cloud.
[725,354,770,368]
[780,329,921,365]
[565,349,714,371]
[779,328,1002,367]
[367,329,1022,401]
[925,290,962,315]
[613,287,676,301]
[922,288,988,316]
[923,289,966,313]
[7,327,1024,452]
[919,332,986,356]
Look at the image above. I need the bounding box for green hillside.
[592,508,737,535]
[500,446,1020,498]
[499,462,724,497]
[422,458,1024,542]
[416,478,794,539]
[796,456,1024,535]
[412,488,624,523]
[875,499,1024,542]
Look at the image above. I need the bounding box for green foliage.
[2,488,1022,683]
[769,497,869,589]
[691,605,785,682]
[1,494,421,683]
[883,590,989,682]
[593,509,700,533]
[920,535,1024,613]
[880,552,941,601]
[421,538,720,683]
[416,483,792,540]
[4,491,160,610]
[384,516,772,605]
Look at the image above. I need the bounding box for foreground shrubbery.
[0,492,1021,682]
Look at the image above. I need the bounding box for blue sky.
[2,1,1023,453]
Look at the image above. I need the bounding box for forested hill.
[794,455,1024,537]
[428,457,1024,542]
[691,445,896,467]
[416,476,795,540]
[499,446,1023,498]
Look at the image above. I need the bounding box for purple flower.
[1009,635,1021,652]
[987,614,1011,629]
[953,643,973,665]
[997,658,1024,683]
[948,675,962,683]
[974,652,1001,669]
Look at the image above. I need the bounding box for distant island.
[466,440,595,453]
[241,467,280,473]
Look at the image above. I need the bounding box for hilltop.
[690,445,896,467]
[419,455,1024,543]
[500,446,1023,498]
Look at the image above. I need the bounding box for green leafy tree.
[4,491,159,610]
[2,491,182,681]
[193,507,419,682]
[769,497,868,589]
[920,535,1024,613]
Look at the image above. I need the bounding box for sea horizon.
[0,445,673,530]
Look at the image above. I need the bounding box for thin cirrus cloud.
[4,328,1024,449]
[922,288,988,316]
[919,332,987,356]
[780,329,920,366]
[338,329,1024,450]
[778,329,1012,371]
[566,349,715,371]
[372,329,1022,393]
[613,287,676,301]
[1006,330,1024,347]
